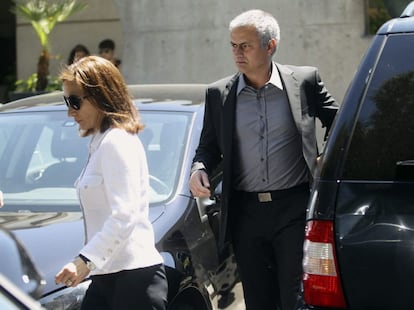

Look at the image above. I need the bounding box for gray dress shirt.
[232,63,309,192]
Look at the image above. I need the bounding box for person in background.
[67,44,90,65]
[55,56,167,310]
[189,9,338,310]
[98,39,121,68]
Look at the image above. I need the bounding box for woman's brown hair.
[60,55,143,136]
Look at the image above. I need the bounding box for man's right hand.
[189,170,211,198]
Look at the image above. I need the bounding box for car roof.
[0,84,207,113]
[377,2,414,34]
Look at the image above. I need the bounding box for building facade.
[12,0,405,103]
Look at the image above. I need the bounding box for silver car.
[0,84,239,310]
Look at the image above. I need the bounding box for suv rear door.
[334,32,414,308]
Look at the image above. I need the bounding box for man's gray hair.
[229,9,280,54]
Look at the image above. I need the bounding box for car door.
[194,169,239,294]
[334,33,414,309]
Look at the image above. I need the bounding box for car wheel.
[169,304,196,310]
[168,286,212,310]
[169,302,211,310]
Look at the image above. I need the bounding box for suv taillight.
[303,220,346,308]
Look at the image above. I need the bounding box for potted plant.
[10,0,87,97]
[9,73,63,101]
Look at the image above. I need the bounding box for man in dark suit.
[190,9,338,310]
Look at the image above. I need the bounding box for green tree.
[11,0,87,91]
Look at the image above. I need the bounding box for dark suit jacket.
[192,63,338,248]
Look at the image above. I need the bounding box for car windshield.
[0,109,190,212]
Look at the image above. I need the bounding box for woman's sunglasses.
[63,95,89,110]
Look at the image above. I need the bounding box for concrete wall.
[16,0,372,103]
[115,0,372,103]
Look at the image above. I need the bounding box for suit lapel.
[218,74,239,250]
[222,73,238,166]
[277,63,302,134]
[222,73,239,107]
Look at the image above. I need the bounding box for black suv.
[300,2,414,309]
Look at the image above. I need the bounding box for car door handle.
[395,160,414,181]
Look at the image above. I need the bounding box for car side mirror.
[196,196,217,223]
[195,181,222,222]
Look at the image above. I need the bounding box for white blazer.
[76,128,163,275]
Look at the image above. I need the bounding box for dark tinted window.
[343,34,414,180]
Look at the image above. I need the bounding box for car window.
[0,128,10,161]
[26,125,56,180]
[0,109,192,211]
[0,111,88,212]
[141,111,190,203]
[343,34,414,180]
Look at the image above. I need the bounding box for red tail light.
[303,220,346,308]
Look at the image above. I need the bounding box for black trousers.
[231,184,309,310]
[80,264,168,310]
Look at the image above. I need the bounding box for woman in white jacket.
[55,56,168,309]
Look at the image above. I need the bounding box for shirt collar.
[89,129,108,153]
[237,62,283,95]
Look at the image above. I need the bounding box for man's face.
[99,48,115,61]
[230,26,274,76]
